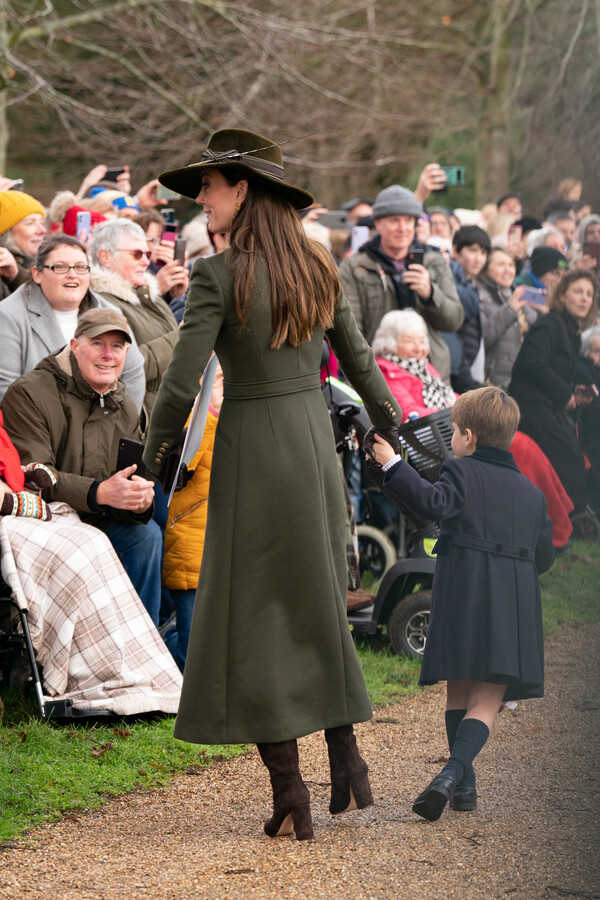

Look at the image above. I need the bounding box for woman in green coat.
[143,129,401,841]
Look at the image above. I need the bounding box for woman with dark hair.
[0,233,145,408]
[510,268,599,513]
[143,129,401,841]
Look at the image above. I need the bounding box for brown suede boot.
[256,740,314,840]
[324,724,374,815]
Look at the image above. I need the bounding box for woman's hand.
[403,263,432,299]
[508,284,528,313]
[565,394,577,411]
[135,178,168,209]
[156,259,189,298]
[0,247,19,282]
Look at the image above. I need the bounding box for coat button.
[495,544,503,552]
[154,456,161,464]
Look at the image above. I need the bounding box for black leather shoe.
[412,771,457,821]
[449,786,477,811]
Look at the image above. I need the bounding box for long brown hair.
[549,267,599,330]
[223,170,340,349]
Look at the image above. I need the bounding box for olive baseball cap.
[74,307,133,343]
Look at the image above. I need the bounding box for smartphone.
[76,210,92,243]
[162,222,178,244]
[521,286,547,305]
[9,178,24,191]
[441,166,465,187]
[116,438,149,479]
[407,247,425,267]
[160,208,175,224]
[583,243,600,267]
[351,225,370,254]
[156,184,181,201]
[318,210,350,230]
[574,383,599,401]
[104,166,126,183]
[173,237,187,265]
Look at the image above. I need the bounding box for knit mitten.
[1,491,52,521]
[23,463,57,491]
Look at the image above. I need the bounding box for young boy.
[444,225,491,393]
[367,386,554,821]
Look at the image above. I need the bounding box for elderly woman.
[0,234,145,409]
[372,309,456,422]
[88,219,179,421]
[0,190,47,300]
[510,269,599,514]
[478,248,542,389]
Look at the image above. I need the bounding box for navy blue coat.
[383,448,554,700]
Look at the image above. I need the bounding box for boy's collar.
[471,446,520,471]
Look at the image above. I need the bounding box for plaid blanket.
[0,503,182,715]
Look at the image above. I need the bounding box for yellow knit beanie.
[0,190,46,236]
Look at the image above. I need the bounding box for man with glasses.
[2,307,163,625]
[88,219,179,426]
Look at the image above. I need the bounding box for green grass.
[0,539,598,843]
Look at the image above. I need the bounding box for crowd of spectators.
[0,159,597,702]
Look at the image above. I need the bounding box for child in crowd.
[445,225,491,393]
[161,363,223,672]
[366,386,555,821]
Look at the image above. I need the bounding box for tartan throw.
[0,503,182,715]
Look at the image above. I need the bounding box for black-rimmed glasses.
[42,263,91,275]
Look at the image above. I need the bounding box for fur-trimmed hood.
[89,265,163,307]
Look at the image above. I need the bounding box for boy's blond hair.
[452,386,520,450]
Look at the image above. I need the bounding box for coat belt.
[433,532,535,562]
[223,371,321,400]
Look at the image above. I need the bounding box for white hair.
[581,325,600,357]
[372,309,429,357]
[88,219,147,267]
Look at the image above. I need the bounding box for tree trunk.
[475,0,512,205]
[0,0,8,175]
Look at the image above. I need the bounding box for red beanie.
[62,205,107,237]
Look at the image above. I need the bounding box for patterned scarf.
[384,354,456,409]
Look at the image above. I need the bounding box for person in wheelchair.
[0,405,181,715]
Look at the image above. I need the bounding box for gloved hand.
[160,430,195,493]
[363,425,401,467]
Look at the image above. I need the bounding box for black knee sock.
[442,718,489,783]
[445,709,475,789]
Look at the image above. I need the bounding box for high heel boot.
[324,725,374,815]
[256,741,314,840]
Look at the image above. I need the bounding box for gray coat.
[478,275,538,390]
[339,248,464,384]
[0,281,145,411]
[143,252,401,744]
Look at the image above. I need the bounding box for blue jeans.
[164,588,196,672]
[95,517,163,625]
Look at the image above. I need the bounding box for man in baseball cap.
[2,304,163,625]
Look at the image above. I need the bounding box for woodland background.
[0,0,599,216]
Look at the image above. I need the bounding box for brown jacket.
[1,346,150,526]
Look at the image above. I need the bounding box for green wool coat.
[143,252,401,744]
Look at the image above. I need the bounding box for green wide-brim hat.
[158,129,314,210]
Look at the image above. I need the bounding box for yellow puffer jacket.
[162,411,217,590]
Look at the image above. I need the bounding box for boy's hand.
[363,426,400,467]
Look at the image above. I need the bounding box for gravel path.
[1,624,599,899]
